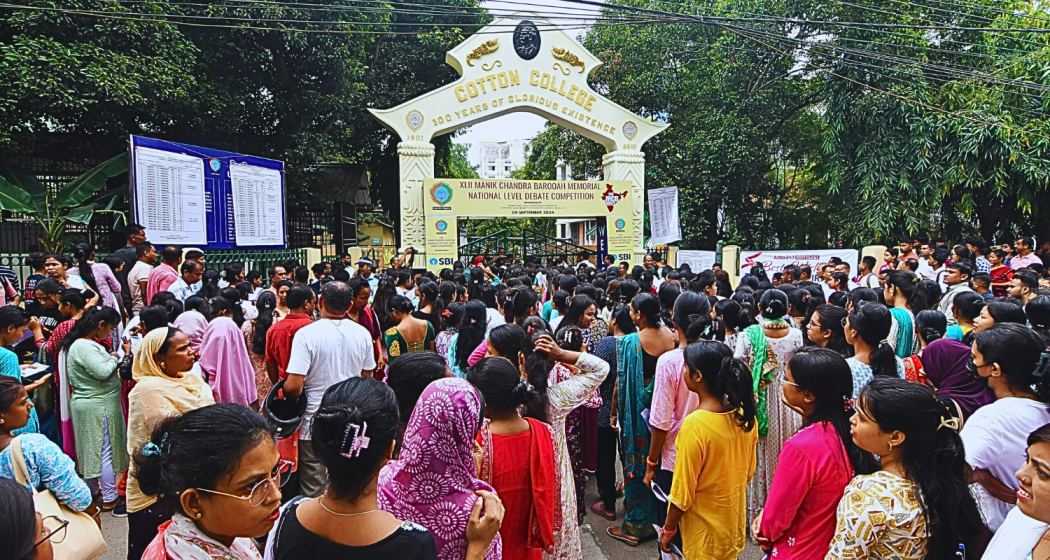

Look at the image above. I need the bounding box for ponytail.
[522,331,553,423]
[72,242,99,294]
[720,356,756,432]
[468,356,542,414]
[869,342,898,378]
[683,340,755,431]
[672,291,712,343]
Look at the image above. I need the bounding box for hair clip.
[141,442,163,457]
[340,421,371,459]
[842,397,855,413]
[938,415,961,432]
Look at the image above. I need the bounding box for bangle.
[646,458,659,468]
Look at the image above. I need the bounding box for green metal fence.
[202,249,309,276]
[0,248,309,292]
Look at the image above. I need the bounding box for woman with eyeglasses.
[961,323,1050,531]
[754,348,876,559]
[1,477,64,560]
[135,403,284,559]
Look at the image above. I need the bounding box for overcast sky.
[459,0,603,165]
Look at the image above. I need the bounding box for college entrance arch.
[369,16,668,269]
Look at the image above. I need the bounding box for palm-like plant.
[0,154,129,253]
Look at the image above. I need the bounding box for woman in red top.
[988,248,1013,298]
[469,356,558,560]
[755,347,877,559]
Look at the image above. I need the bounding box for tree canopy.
[515,0,1050,248]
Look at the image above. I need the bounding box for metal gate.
[459,226,594,266]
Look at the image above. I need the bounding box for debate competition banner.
[738,249,858,276]
[676,250,718,272]
[424,178,636,272]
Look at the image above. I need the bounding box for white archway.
[369,16,668,264]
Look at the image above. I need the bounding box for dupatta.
[889,307,915,359]
[616,332,656,536]
[478,417,560,553]
[744,324,778,438]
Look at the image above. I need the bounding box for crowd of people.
[5,226,1050,559]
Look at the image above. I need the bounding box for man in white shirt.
[928,248,950,291]
[126,243,156,314]
[168,260,203,303]
[283,281,376,497]
[915,242,936,280]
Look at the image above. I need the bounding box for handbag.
[9,437,108,560]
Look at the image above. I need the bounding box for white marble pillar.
[397,141,435,263]
[602,149,646,264]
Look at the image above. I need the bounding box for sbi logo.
[429,257,438,265]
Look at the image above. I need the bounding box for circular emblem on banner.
[513,21,541,60]
[431,182,453,205]
[615,218,626,230]
[406,110,424,131]
[209,159,221,172]
[622,121,638,140]
[435,220,448,232]
[429,257,438,266]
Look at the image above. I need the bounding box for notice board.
[129,135,286,249]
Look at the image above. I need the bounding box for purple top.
[91,262,122,312]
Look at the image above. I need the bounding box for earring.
[195,512,203,519]
[160,362,166,370]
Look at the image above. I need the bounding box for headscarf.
[173,309,209,354]
[377,377,502,560]
[198,316,257,407]
[922,338,995,418]
[127,327,215,512]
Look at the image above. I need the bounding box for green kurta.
[66,338,128,478]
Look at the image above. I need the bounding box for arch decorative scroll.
[368,15,667,265]
[369,16,666,152]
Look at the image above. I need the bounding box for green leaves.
[0,173,35,213]
[59,153,128,208]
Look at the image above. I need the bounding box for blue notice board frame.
[129,135,287,249]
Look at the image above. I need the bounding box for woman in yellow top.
[126,326,216,560]
[660,340,758,560]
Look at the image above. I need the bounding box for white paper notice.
[134,147,207,245]
[648,187,681,245]
[230,162,285,246]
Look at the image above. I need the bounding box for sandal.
[606,526,640,547]
[590,500,616,521]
